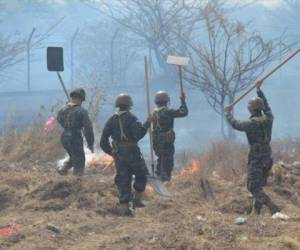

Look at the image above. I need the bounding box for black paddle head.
[47,47,64,72]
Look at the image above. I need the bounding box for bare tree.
[0,17,63,80]
[77,21,139,85]
[76,61,106,134]
[182,4,290,138]
[85,0,205,76]
[0,33,25,77]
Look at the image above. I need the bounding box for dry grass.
[179,139,300,181]
[0,123,63,164]
[199,140,248,179]
[0,138,300,249]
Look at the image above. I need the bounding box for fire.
[87,153,112,167]
[86,149,115,175]
[57,147,115,175]
[180,159,201,176]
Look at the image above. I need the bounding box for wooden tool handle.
[228,48,300,109]
[56,72,70,101]
[179,65,184,96]
[144,56,155,174]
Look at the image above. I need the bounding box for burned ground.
[0,154,300,250]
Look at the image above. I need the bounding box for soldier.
[57,88,94,176]
[152,91,188,182]
[225,81,280,215]
[100,94,151,217]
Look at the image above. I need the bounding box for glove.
[224,105,233,113]
[146,114,152,124]
[256,80,263,91]
[88,144,94,153]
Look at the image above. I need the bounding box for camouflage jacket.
[57,102,94,147]
[226,90,273,159]
[152,98,188,134]
[100,111,150,155]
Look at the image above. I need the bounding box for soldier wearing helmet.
[100,93,152,217]
[225,81,280,216]
[152,91,188,182]
[57,88,94,176]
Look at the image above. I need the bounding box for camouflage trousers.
[61,131,85,176]
[153,142,175,182]
[114,145,148,204]
[247,157,273,210]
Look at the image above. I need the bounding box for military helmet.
[70,88,86,101]
[248,97,265,112]
[115,93,133,107]
[155,91,170,104]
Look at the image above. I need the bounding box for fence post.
[27,27,36,92]
[70,28,79,90]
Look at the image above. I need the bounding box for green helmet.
[115,93,133,107]
[248,97,265,112]
[70,88,86,101]
[155,91,170,104]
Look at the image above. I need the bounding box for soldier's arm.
[82,110,95,149]
[257,90,273,122]
[100,118,113,155]
[56,107,65,127]
[170,97,188,118]
[226,112,251,132]
[130,116,150,141]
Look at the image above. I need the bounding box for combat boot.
[73,167,84,176]
[56,162,70,176]
[160,173,170,182]
[132,192,146,209]
[112,203,133,217]
[266,200,280,215]
[253,200,263,215]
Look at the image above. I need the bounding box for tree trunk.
[226,95,236,140]
[221,111,226,138]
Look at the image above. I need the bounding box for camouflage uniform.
[152,97,188,181]
[226,90,279,214]
[100,111,150,204]
[57,102,94,176]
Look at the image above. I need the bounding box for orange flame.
[87,153,114,174]
[180,159,201,176]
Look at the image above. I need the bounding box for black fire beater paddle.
[47,47,69,100]
[144,56,171,198]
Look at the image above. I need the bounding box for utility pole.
[70,28,79,90]
[27,27,36,92]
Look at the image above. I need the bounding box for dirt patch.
[0,185,19,211]
[219,196,252,214]
[30,178,82,201]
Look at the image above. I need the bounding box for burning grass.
[86,151,115,175]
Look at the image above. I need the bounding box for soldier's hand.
[88,145,94,153]
[256,80,263,91]
[224,105,233,113]
[180,92,186,101]
[146,114,153,124]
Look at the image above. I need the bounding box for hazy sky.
[233,0,284,8]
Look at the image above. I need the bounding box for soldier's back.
[153,107,173,133]
[109,111,139,142]
[57,104,87,130]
